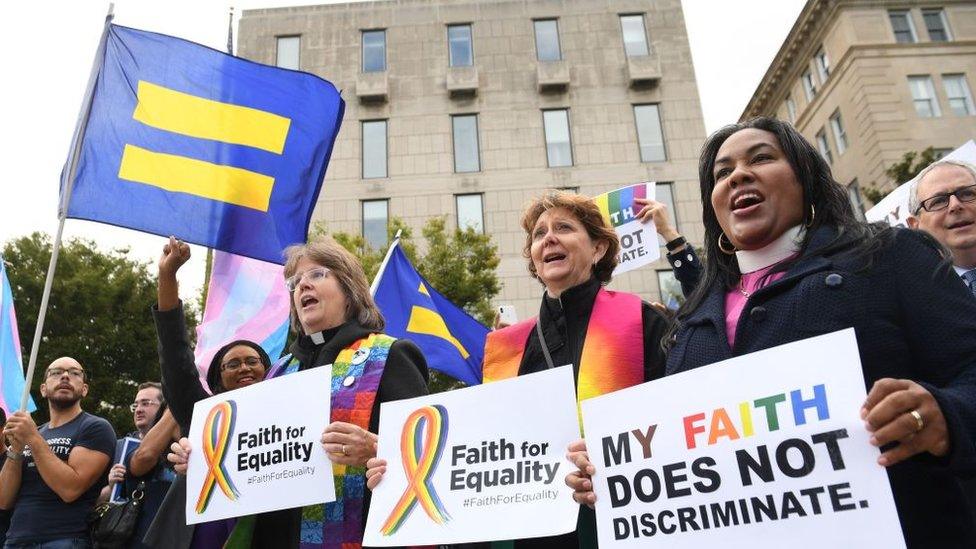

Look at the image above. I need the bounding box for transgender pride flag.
[193,251,290,392]
[0,255,37,415]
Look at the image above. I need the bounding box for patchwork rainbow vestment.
[270,333,394,549]
[482,288,645,403]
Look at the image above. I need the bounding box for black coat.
[666,226,976,547]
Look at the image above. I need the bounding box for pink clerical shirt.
[724,265,788,349]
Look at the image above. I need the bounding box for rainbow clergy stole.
[482,288,645,402]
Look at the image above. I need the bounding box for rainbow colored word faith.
[382,405,451,535]
[683,384,830,450]
[196,400,241,513]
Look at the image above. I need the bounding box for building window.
[619,14,649,57]
[557,186,579,193]
[362,30,386,73]
[542,109,573,167]
[829,110,848,155]
[922,9,951,42]
[656,270,683,310]
[455,194,484,233]
[276,36,300,70]
[889,10,917,44]
[633,104,667,162]
[802,70,817,101]
[656,182,677,245]
[452,114,480,173]
[815,47,830,83]
[848,179,866,221]
[448,24,474,67]
[943,74,975,116]
[908,75,942,118]
[362,200,389,250]
[533,19,561,62]
[362,120,387,179]
[785,95,797,123]
[816,128,833,164]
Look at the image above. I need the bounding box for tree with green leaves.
[312,217,500,392]
[3,233,197,435]
[863,147,941,204]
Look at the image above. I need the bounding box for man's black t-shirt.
[5,411,116,544]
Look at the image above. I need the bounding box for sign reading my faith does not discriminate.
[594,183,661,275]
[581,329,904,548]
[363,367,581,546]
[186,367,336,524]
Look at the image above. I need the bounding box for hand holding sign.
[593,183,661,275]
[861,378,950,466]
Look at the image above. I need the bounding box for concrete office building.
[742,0,976,212]
[239,0,707,317]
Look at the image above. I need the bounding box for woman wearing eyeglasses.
[254,236,430,549]
[145,237,284,549]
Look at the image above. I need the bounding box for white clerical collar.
[735,225,804,274]
[309,331,326,344]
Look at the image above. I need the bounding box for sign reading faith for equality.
[593,183,661,275]
[363,367,580,546]
[185,367,335,524]
[581,329,904,548]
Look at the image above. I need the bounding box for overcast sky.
[0,0,805,297]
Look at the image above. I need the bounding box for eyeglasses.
[221,356,264,372]
[129,399,161,412]
[915,184,976,214]
[285,267,330,292]
[46,368,85,380]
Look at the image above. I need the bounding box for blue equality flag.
[0,255,37,415]
[373,245,488,386]
[62,25,345,264]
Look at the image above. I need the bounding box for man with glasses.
[102,382,165,500]
[908,160,976,291]
[0,357,116,548]
[907,158,976,524]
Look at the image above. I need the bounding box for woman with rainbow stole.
[368,190,673,549]
[167,237,429,549]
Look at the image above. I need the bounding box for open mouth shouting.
[299,293,320,312]
[730,189,766,216]
[543,251,567,265]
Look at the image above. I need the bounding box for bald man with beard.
[0,358,116,548]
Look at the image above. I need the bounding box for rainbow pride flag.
[194,251,290,391]
[0,255,36,415]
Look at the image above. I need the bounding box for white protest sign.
[581,329,904,548]
[594,182,661,275]
[866,140,976,226]
[363,367,580,546]
[185,366,335,524]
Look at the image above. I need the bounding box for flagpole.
[20,4,114,412]
[369,229,402,297]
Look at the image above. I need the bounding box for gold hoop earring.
[718,233,736,255]
[806,204,816,228]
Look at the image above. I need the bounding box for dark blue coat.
[666,226,976,547]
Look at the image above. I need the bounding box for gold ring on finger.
[910,409,924,432]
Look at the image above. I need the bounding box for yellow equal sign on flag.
[118,81,292,211]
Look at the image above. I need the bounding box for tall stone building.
[742,0,976,212]
[239,0,706,317]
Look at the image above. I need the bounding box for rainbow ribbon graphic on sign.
[594,183,648,228]
[381,405,451,535]
[195,400,240,514]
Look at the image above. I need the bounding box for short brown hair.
[137,382,164,405]
[520,190,620,285]
[283,237,385,333]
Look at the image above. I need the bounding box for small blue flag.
[373,245,487,385]
[62,25,345,264]
[0,255,37,415]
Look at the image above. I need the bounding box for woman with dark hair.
[145,237,282,549]
[567,117,976,547]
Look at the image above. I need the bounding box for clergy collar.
[303,324,342,346]
[735,225,804,274]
